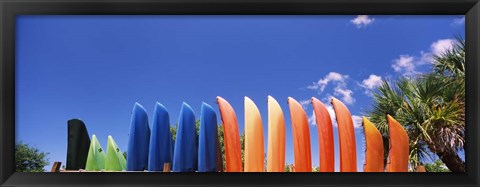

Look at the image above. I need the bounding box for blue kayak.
[126,102,151,171]
[198,102,219,172]
[148,102,173,171]
[172,102,197,172]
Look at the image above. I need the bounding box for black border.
[1,0,479,186]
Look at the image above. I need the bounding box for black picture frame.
[1,0,479,186]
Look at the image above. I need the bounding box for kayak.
[386,115,409,172]
[244,97,264,172]
[198,102,219,172]
[331,97,357,172]
[287,97,312,172]
[148,102,173,171]
[66,119,91,170]
[126,103,151,171]
[172,102,198,172]
[362,117,384,172]
[216,96,242,172]
[105,135,127,171]
[266,96,286,172]
[311,97,334,172]
[85,134,106,171]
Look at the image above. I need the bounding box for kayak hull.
[386,115,409,172]
[244,97,264,172]
[198,102,219,172]
[105,135,127,171]
[216,96,243,172]
[312,97,335,172]
[148,103,173,171]
[127,103,151,171]
[288,97,312,172]
[362,117,384,172]
[66,119,91,170]
[267,96,286,172]
[86,134,106,171]
[331,97,357,172]
[172,102,198,172]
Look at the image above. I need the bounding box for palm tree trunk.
[426,142,465,172]
[435,150,465,172]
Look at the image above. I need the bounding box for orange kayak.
[386,115,409,172]
[267,96,286,172]
[244,97,265,172]
[331,97,357,172]
[362,117,384,172]
[287,97,312,172]
[216,96,243,172]
[311,97,334,172]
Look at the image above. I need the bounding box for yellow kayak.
[287,97,312,172]
[386,115,409,172]
[244,97,264,172]
[311,97,334,172]
[331,97,357,172]
[266,96,286,172]
[362,117,384,172]
[216,96,243,172]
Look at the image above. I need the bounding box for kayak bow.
[312,97,335,172]
[287,97,312,172]
[267,96,286,172]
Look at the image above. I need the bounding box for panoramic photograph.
[15,15,465,172]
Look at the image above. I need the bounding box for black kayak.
[66,119,91,170]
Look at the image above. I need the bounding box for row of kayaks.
[66,96,409,172]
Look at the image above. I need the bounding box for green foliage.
[433,36,465,78]
[425,160,451,172]
[15,142,49,172]
[170,125,177,141]
[123,151,127,159]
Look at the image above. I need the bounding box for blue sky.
[16,15,465,171]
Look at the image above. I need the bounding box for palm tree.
[367,38,465,172]
[433,37,465,78]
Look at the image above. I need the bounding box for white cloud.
[299,99,311,110]
[307,72,347,92]
[418,51,434,65]
[308,110,316,125]
[333,87,355,105]
[352,115,363,128]
[350,15,375,28]
[392,55,418,76]
[390,38,458,77]
[431,39,456,56]
[361,74,383,90]
[306,72,355,105]
[326,105,336,126]
[452,17,465,26]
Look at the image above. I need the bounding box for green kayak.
[105,135,127,171]
[85,135,106,171]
